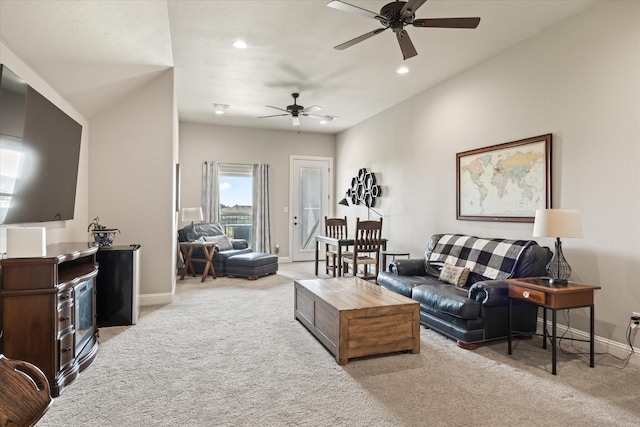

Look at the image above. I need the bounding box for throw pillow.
[439,262,470,287]
[204,234,233,251]
[183,224,198,241]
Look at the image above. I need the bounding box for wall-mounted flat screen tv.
[0,64,83,225]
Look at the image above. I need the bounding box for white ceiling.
[0,0,598,134]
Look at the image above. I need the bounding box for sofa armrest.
[468,280,509,307]
[389,259,427,276]
[231,239,249,250]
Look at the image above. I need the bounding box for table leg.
[180,246,195,280]
[315,239,319,276]
[542,308,548,349]
[200,246,217,282]
[508,298,512,355]
[552,309,557,375]
[590,304,595,368]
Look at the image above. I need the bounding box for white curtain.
[252,163,272,253]
[201,161,219,223]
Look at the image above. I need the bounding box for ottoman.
[226,252,278,280]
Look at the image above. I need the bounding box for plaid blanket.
[428,234,532,280]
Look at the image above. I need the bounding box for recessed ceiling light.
[233,40,248,49]
[396,66,409,74]
[320,120,328,125]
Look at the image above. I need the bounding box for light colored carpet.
[38,262,639,426]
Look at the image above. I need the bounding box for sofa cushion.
[178,222,226,242]
[204,234,233,251]
[438,263,470,287]
[412,284,481,320]
[377,272,440,298]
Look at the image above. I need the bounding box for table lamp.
[532,209,583,285]
[181,207,203,226]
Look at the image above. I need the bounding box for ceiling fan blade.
[304,113,339,121]
[413,17,481,29]
[258,113,289,119]
[302,105,323,113]
[327,0,383,21]
[334,28,387,50]
[400,0,429,18]
[292,116,301,126]
[265,105,290,113]
[397,30,418,60]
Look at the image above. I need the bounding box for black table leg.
[552,309,557,375]
[314,239,319,275]
[542,308,548,349]
[508,298,512,355]
[590,304,595,368]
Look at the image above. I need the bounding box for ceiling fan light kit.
[327,0,480,60]
[258,93,339,127]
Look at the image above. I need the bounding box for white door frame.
[289,155,333,262]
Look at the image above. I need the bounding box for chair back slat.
[325,216,348,240]
[353,218,383,256]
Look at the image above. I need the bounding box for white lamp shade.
[532,209,583,238]
[181,207,203,223]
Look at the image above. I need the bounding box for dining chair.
[324,216,349,277]
[0,354,53,426]
[342,217,383,281]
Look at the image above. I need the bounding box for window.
[0,137,24,224]
[218,164,253,245]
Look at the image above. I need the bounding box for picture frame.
[456,134,551,223]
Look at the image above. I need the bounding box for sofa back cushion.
[424,234,535,282]
[178,222,225,242]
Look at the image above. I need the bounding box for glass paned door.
[291,157,332,261]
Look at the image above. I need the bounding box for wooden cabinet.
[0,242,99,397]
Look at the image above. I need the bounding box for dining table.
[314,235,387,277]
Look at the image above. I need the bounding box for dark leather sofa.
[177,222,252,275]
[377,234,551,349]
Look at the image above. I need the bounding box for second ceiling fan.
[259,93,338,127]
[328,0,481,60]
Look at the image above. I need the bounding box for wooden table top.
[506,277,601,293]
[295,277,417,310]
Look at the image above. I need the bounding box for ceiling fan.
[258,93,338,127]
[327,0,481,60]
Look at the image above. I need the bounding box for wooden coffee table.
[294,277,420,365]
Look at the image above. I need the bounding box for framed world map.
[456,134,551,223]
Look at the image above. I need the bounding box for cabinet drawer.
[58,289,73,305]
[59,331,75,369]
[509,285,546,305]
[58,303,73,334]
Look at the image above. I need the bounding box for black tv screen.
[0,64,83,225]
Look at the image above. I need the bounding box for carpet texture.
[38,262,639,426]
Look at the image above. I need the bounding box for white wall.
[179,122,335,258]
[0,43,89,251]
[90,69,178,304]
[336,2,640,348]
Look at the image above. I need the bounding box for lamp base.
[548,277,568,286]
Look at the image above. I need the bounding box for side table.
[381,250,410,272]
[179,241,217,282]
[506,277,601,375]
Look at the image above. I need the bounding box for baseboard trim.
[278,257,291,263]
[140,292,174,306]
[537,318,639,366]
